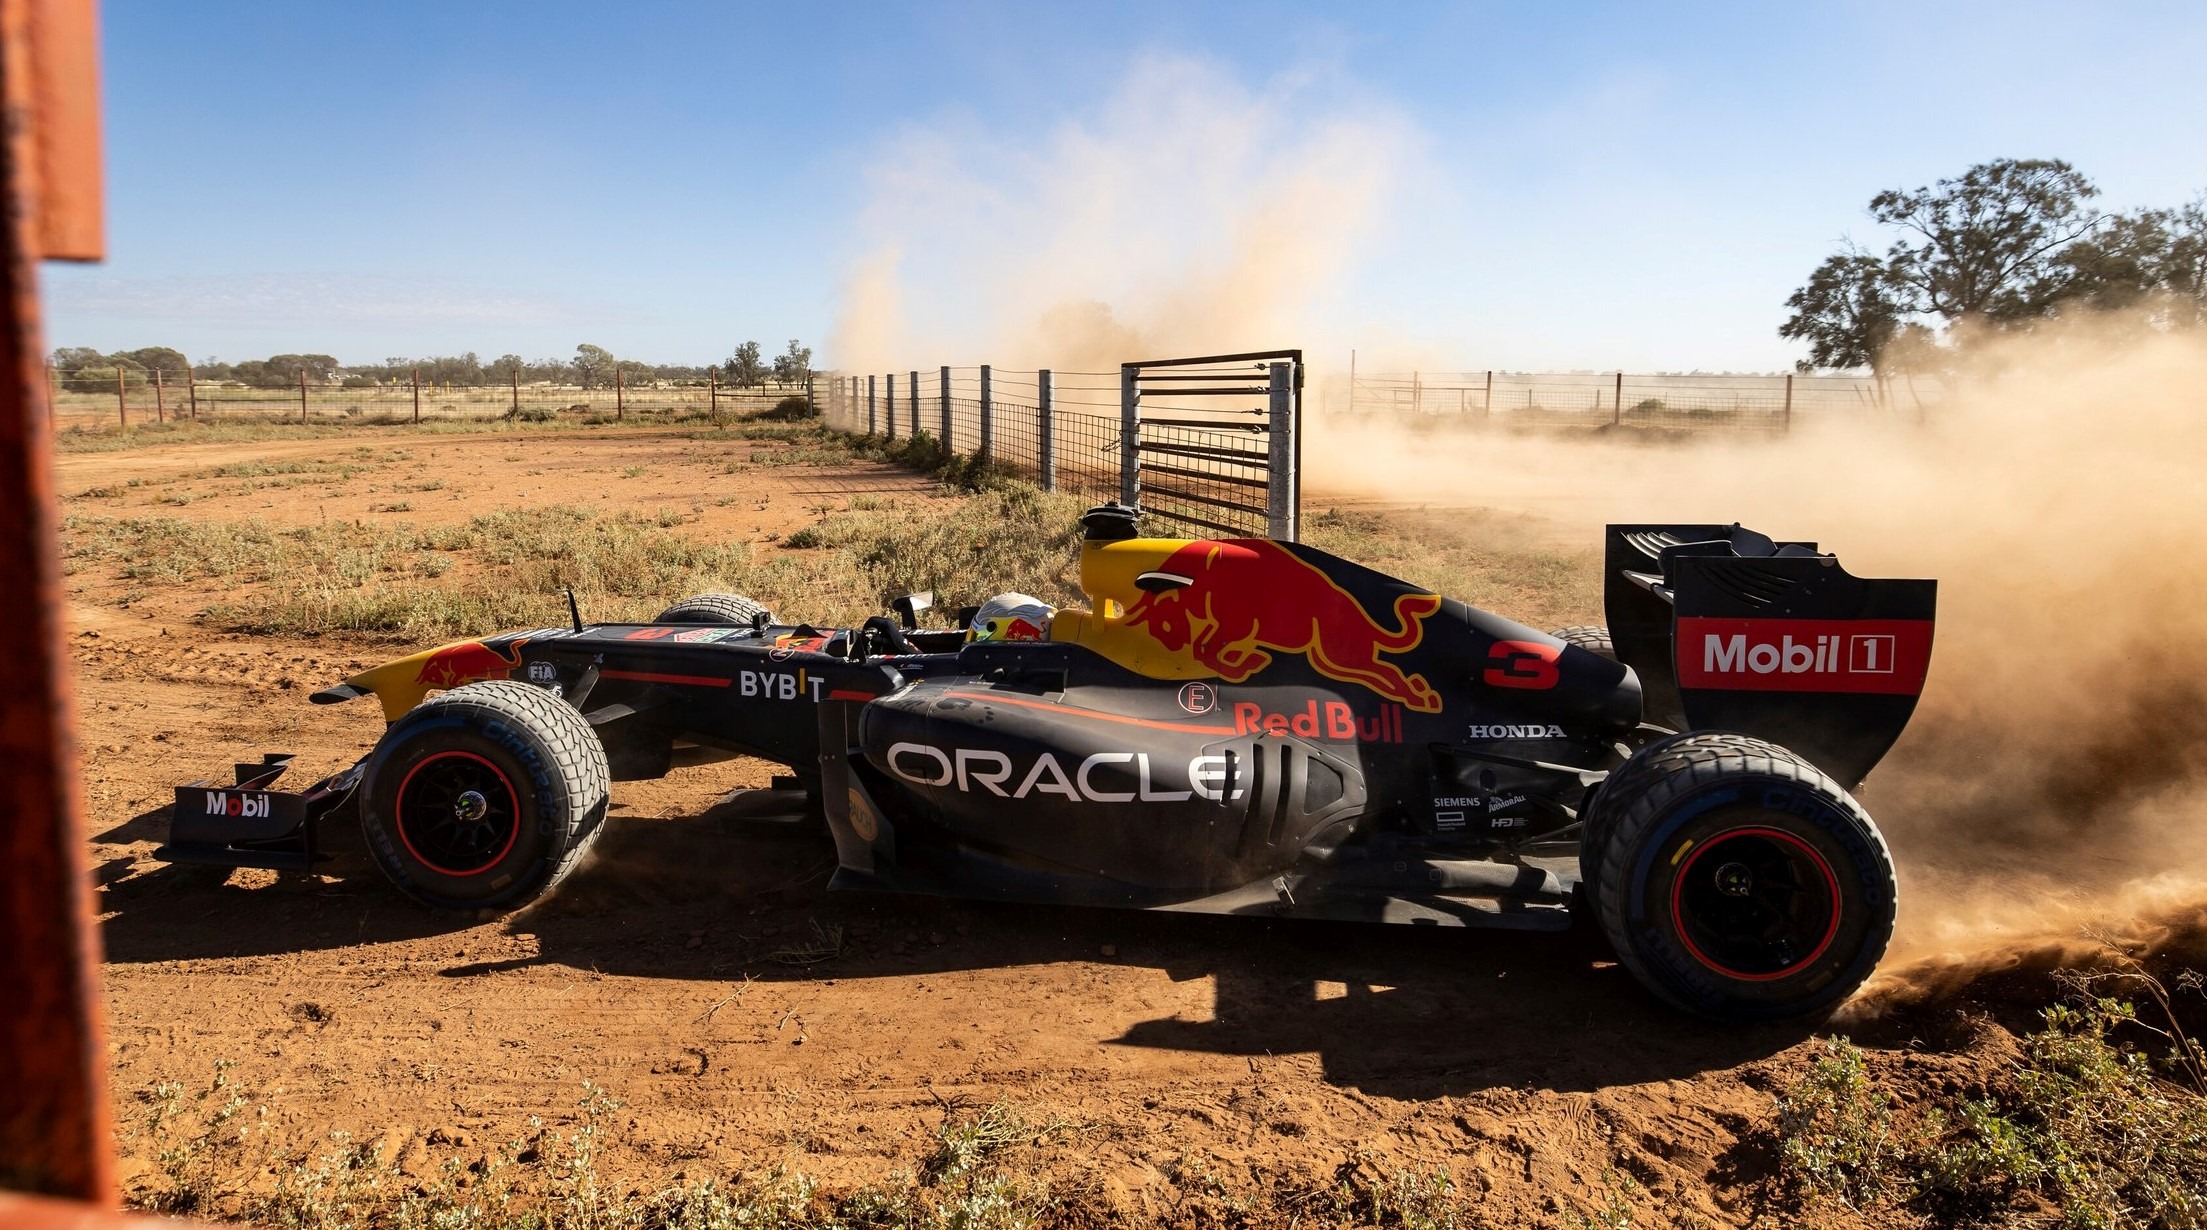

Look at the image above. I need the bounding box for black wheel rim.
[1670,826,1841,980]
[394,750,520,876]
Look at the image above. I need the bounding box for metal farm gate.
[1119,349,1301,541]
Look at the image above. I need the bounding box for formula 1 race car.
[161,504,1935,1021]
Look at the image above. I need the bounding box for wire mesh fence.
[46,367,810,432]
[1325,368,1942,432]
[818,357,1296,538]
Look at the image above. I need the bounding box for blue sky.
[43,0,2207,372]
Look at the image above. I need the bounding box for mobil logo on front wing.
[1676,617,1933,695]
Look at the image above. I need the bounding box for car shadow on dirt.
[98,789,1806,1098]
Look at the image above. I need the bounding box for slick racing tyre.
[360,680,610,912]
[1550,624,1616,660]
[1588,732,1895,1022]
[654,592,770,626]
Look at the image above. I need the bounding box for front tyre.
[360,680,610,911]
[654,592,770,626]
[1591,732,1895,1022]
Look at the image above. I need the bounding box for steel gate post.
[939,365,951,447]
[1037,368,1054,492]
[1118,364,1138,506]
[1266,361,1297,541]
[908,369,917,441]
[977,364,992,457]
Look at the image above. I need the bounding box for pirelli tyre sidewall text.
[360,680,610,911]
[1594,733,1895,1022]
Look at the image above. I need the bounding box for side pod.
[1604,524,1936,786]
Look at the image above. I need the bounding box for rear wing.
[1604,524,1936,786]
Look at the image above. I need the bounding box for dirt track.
[65,427,2016,1225]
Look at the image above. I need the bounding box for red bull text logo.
[1122,539,1443,712]
[414,640,527,689]
[1233,700,1404,743]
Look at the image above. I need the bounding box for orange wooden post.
[0,0,121,1203]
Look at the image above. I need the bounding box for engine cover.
[859,678,1366,890]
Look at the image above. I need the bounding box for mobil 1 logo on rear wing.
[1677,618,1933,695]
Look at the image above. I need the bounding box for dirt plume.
[826,54,1413,372]
[1308,316,2207,1010]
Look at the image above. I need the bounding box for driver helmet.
[967,592,1054,643]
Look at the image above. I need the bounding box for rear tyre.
[654,592,770,626]
[360,680,610,911]
[1589,732,1895,1021]
[1550,624,1616,660]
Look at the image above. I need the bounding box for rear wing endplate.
[1604,524,1936,786]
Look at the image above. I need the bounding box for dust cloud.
[826,54,1414,373]
[1308,317,2207,1010]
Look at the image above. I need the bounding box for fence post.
[510,368,519,418]
[411,367,421,424]
[710,373,720,421]
[1483,369,1492,417]
[1612,371,1623,426]
[1037,368,1055,492]
[978,364,992,457]
[186,364,197,420]
[939,365,951,446]
[1412,370,1421,414]
[885,372,897,438]
[114,365,125,428]
[1266,361,1297,542]
[865,374,876,434]
[1783,373,1794,433]
[805,373,815,416]
[299,367,308,424]
[1119,364,1138,506]
[615,366,624,421]
[908,370,918,440]
[153,368,164,423]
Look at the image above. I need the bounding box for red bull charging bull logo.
[1123,539,1443,712]
[414,639,527,689]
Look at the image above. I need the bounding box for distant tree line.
[49,339,815,394]
[1781,158,2207,391]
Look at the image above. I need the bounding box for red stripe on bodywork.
[602,669,732,688]
[1675,617,1932,696]
[945,689,1238,735]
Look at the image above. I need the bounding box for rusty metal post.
[111,362,121,427]
[709,372,719,420]
[1783,373,1794,433]
[1037,368,1054,492]
[510,367,519,417]
[297,365,307,423]
[1483,369,1493,417]
[0,0,119,1202]
[152,366,163,422]
[185,363,196,420]
[978,364,992,457]
[411,365,420,423]
[614,365,624,420]
[1613,371,1623,426]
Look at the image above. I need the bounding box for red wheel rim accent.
[1669,826,1843,982]
[394,750,521,877]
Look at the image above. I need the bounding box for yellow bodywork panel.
[337,638,529,722]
